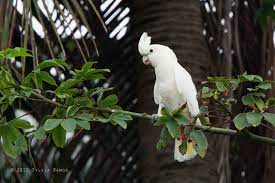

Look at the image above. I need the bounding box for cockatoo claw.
[151,113,160,122]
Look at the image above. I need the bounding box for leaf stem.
[89,107,153,120]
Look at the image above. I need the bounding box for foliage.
[201,72,275,131]
[155,108,208,157]
[1,48,275,160]
[154,72,275,157]
[0,48,132,158]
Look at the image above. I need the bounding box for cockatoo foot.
[151,113,160,122]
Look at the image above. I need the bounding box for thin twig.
[261,123,275,131]
[213,98,234,117]
[70,129,84,141]
[32,92,64,108]
[207,114,233,122]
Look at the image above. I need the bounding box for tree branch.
[88,107,275,146]
[32,92,64,108]
[29,94,275,146]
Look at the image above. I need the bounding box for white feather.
[173,62,200,116]
[138,32,151,55]
[174,138,197,162]
[153,82,159,104]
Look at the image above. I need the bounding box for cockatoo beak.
[142,56,150,65]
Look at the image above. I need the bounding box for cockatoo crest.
[138,32,151,55]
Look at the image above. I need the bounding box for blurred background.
[0,0,275,182]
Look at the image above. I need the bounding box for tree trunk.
[133,0,230,182]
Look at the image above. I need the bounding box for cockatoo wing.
[173,62,200,116]
[153,82,159,104]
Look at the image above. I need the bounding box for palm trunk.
[133,0,230,182]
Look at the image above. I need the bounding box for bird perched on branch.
[138,32,201,162]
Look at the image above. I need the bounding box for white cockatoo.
[138,32,201,162]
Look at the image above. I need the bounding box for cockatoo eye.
[150,49,153,53]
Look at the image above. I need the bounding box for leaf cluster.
[201,72,275,131]
[0,48,131,158]
[154,108,208,158]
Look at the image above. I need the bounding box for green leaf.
[239,74,263,82]
[95,117,110,123]
[56,88,80,98]
[254,97,266,111]
[202,86,210,94]
[56,78,81,91]
[110,113,131,129]
[113,113,133,121]
[76,120,90,130]
[109,113,132,121]
[257,82,272,90]
[267,97,275,106]
[190,130,208,158]
[40,71,57,86]
[8,119,33,129]
[76,97,93,108]
[199,116,210,125]
[109,105,122,110]
[35,59,68,71]
[200,106,208,114]
[246,112,263,127]
[165,118,180,138]
[90,68,110,74]
[21,86,33,97]
[216,81,226,92]
[0,47,32,59]
[173,113,189,126]
[242,94,255,105]
[14,136,28,150]
[239,74,255,81]
[112,119,127,129]
[1,102,9,113]
[74,113,94,121]
[179,139,187,155]
[22,73,33,86]
[233,113,251,130]
[253,92,266,98]
[254,75,264,82]
[33,127,47,140]
[61,118,76,132]
[44,119,62,131]
[154,116,169,126]
[82,62,96,70]
[1,135,20,159]
[66,106,80,117]
[32,73,43,89]
[161,108,172,117]
[156,127,172,150]
[98,94,118,107]
[71,62,109,81]
[263,112,275,126]
[52,125,66,148]
[0,126,26,159]
[55,79,82,98]
[201,87,214,98]
[230,79,240,90]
